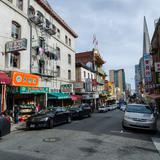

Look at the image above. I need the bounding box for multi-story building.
[149,18,160,111]
[135,64,141,95]
[109,69,126,100]
[0,0,78,112]
[76,48,107,106]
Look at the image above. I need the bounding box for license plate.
[30,124,35,128]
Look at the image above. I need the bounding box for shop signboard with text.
[12,72,39,87]
[5,38,27,53]
[20,87,49,94]
[60,84,73,93]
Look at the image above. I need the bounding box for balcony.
[31,66,57,78]
[97,68,106,76]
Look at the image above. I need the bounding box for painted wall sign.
[12,72,39,87]
[5,38,27,53]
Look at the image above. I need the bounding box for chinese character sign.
[155,62,160,72]
[144,54,152,82]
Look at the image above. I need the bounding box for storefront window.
[11,21,21,39]
[10,52,20,68]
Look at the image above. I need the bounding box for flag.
[93,34,96,45]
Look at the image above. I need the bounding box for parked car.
[26,107,72,129]
[107,105,113,111]
[120,104,127,111]
[98,106,108,113]
[69,103,91,119]
[0,113,11,137]
[122,104,157,131]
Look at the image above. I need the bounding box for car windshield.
[126,105,153,114]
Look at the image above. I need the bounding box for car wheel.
[122,121,127,130]
[67,116,72,123]
[48,119,54,129]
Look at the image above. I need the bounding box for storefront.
[0,71,11,113]
[10,71,46,122]
[48,92,71,107]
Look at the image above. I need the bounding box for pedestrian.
[14,107,19,124]
[36,103,42,113]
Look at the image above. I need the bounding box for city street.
[0,109,160,160]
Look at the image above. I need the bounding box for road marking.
[110,130,131,134]
[152,137,160,154]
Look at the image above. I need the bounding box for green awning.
[48,92,70,99]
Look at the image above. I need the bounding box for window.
[68,54,71,64]
[57,29,60,39]
[10,52,20,68]
[88,73,90,79]
[56,47,61,60]
[65,35,68,44]
[16,0,23,10]
[84,71,86,78]
[68,70,71,80]
[56,66,60,77]
[91,74,93,79]
[11,21,21,39]
[69,38,71,46]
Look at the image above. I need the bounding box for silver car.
[122,104,157,131]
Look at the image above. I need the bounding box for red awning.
[0,72,11,85]
[147,94,160,99]
[71,95,82,101]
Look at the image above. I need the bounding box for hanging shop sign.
[144,54,152,82]
[12,72,39,87]
[155,62,160,72]
[60,84,73,93]
[73,82,84,89]
[85,78,92,92]
[5,38,27,53]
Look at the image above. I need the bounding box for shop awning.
[71,95,82,101]
[0,72,11,85]
[48,92,70,99]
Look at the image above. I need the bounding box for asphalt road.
[0,109,160,160]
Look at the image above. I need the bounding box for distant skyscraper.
[109,69,126,99]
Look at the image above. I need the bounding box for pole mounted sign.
[5,38,27,53]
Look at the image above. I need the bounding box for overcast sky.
[48,0,160,89]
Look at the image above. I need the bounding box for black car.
[69,103,91,119]
[0,114,11,137]
[26,107,72,129]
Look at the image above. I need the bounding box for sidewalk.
[152,117,160,154]
[11,122,26,132]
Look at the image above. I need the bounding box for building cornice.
[36,0,78,38]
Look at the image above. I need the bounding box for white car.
[122,104,157,131]
[98,106,108,112]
